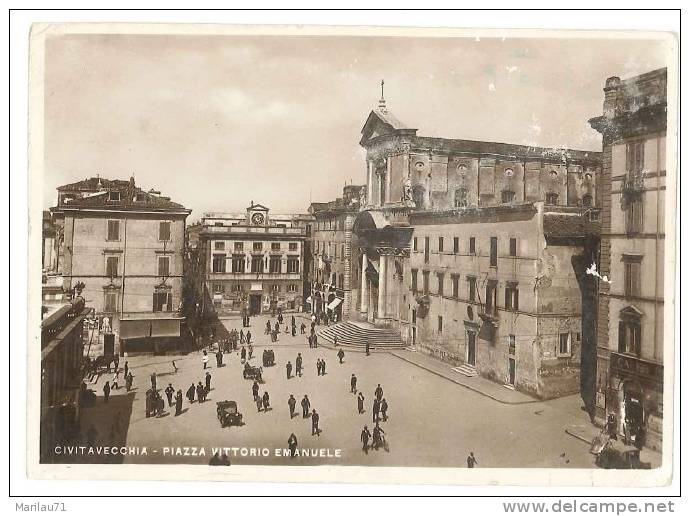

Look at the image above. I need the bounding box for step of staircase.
[451,364,478,377]
[316,321,406,350]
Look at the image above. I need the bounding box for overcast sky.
[43,33,669,219]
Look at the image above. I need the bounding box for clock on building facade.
[251,212,265,225]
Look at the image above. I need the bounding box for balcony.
[478,305,499,327]
[622,171,644,197]
[208,272,302,282]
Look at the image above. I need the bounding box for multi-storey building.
[351,94,601,398]
[50,177,191,355]
[589,68,667,451]
[308,185,365,321]
[198,202,308,316]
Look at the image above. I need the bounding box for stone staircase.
[451,364,478,377]
[317,321,406,351]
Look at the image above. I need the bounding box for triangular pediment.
[247,203,269,212]
[359,109,416,146]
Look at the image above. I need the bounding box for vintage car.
[217,400,243,428]
[243,362,263,381]
[262,349,275,367]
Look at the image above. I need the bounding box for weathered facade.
[198,203,309,316]
[50,177,191,355]
[308,185,366,321]
[353,94,601,398]
[589,68,667,451]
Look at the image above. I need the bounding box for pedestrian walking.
[150,372,157,392]
[372,423,386,451]
[265,321,271,335]
[301,395,310,418]
[215,351,222,368]
[248,344,254,360]
[256,396,263,412]
[111,371,120,390]
[357,392,365,414]
[375,383,384,401]
[165,383,175,407]
[286,361,293,379]
[246,330,252,345]
[308,335,313,348]
[333,335,338,347]
[262,391,270,411]
[365,342,370,356]
[296,353,303,377]
[196,382,205,403]
[311,409,320,436]
[124,361,129,379]
[241,346,247,362]
[372,398,380,423]
[467,452,478,468]
[288,394,297,418]
[252,381,260,401]
[291,325,296,337]
[380,398,389,421]
[172,360,178,373]
[175,390,183,416]
[350,373,357,394]
[360,425,371,453]
[202,350,209,369]
[204,371,212,392]
[337,348,345,364]
[102,381,111,403]
[313,333,318,348]
[300,322,306,334]
[288,433,298,458]
[125,372,133,391]
[316,359,322,376]
[239,329,245,344]
[321,359,326,376]
[186,383,195,403]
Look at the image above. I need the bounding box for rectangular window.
[508,334,516,355]
[159,221,171,241]
[213,284,225,293]
[623,257,642,297]
[157,256,170,277]
[232,256,245,273]
[287,258,299,273]
[413,237,418,252]
[411,268,418,293]
[107,220,120,241]
[558,332,571,356]
[438,237,444,253]
[626,199,644,235]
[251,256,264,273]
[618,318,641,356]
[438,315,443,333]
[253,242,263,252]
[108,191,121,202]
[469,237,476,255]
[153,292,173,312]
[271,284,280,292]
[505,283,519,311]
[288,284,297,293]
[453,237,459,254]
[104,292,117,313]
[626,141,645,173]
[509,238,517,257]
[233,284,243,292]
[490,237,498,267]
[424,237,430,263]
[105,256,119,278]
[468,276,476,302]
[214,241,225,251]
[422,270,430,295]
[451,274,459,299]
[269,257,281,273]
[212,254,226,273]
[271,242,281,251]
[234,242,244,252]
[437,273,444,296]
[289,242,298,251]
[501,190,515,204]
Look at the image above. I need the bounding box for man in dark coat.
[145,389,153,418]
[337,348,345,364]
[380,398,389,421]
[252,381,260,401]
[216,351,223,367]
[372,398,380,423]
[311,409,320,436]
[288,433,298,457]
[124,361,129,379]
[467,452,478,468]
[241,346,247,362]
[300,322,306,334]
[102,381,111,403]
[365,342,370,356]
[357,392,365,414]
[313,334,318,348]
[150,372,157,392]
[164,383,175,407]
[350,373,357,394]
[205,371,212,392]
[286,361,293,379]
[265,321,271,334]
[196,382,205,403]
[301,395,310,418]
[295,353,303,377]
[360,426,371,453]
[262,391,270,411]
[246,330,252,345]
[375,384,384,401]
[125,372,133,391]
[186,383,195,403]
[316,359,322,376]
[321,359,326,376]
[175,390,183,416]
[287,394,297,418]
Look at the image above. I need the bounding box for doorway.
[467,332,476,366]
[508,358,516,386]
[249,294,262,316]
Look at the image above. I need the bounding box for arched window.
[545,193,559,205]
[454,187,468,208]
[582,194,593,207]
[412,185,426,208]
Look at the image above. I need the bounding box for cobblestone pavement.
[76,314,599,468]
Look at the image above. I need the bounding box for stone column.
[360,252,368,313]
[385,156,392,204]
[366,160,374,205]
[377,253,387,319]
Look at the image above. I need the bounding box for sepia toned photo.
[27,24,677,485]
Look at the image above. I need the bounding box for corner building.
[353,97,601,399]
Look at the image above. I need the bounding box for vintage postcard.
[27,23,677,486]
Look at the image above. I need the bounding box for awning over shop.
[327,298,342,311]
[119,316,182,339]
